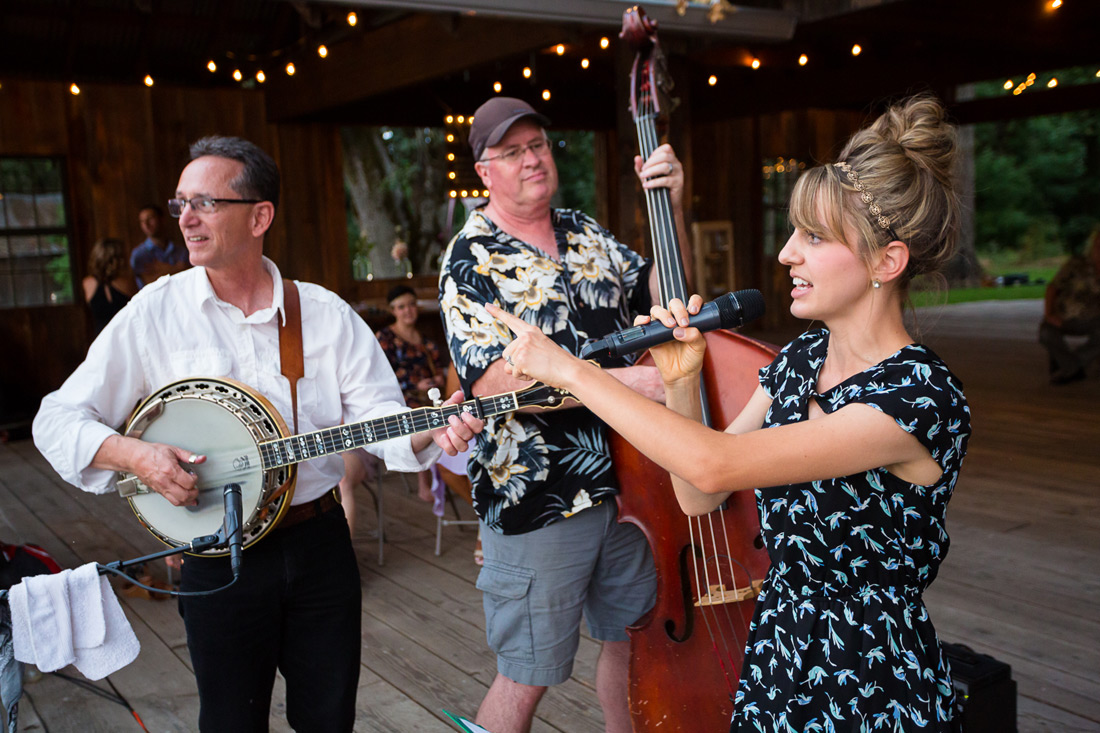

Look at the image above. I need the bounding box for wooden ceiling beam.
[264,13,572,122]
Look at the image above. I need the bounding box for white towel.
[73,575,140,680]
[10,568,74,672]
[9,563,140,680]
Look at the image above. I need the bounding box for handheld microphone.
[221,483,244,579]
[579,290,765,359]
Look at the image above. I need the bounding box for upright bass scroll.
[613,6,777,733]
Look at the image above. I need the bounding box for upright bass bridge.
[695,579,764,607]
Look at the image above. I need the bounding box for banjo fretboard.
[257,393,521,470]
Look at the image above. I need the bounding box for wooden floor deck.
[2,298,1098,733]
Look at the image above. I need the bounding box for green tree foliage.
[973,68,1100,256]
[550,130,596,214]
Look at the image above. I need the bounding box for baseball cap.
[468,97,551,162]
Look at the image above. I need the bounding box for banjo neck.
[258,387,563,471]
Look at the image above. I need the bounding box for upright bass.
[613,8,777,732]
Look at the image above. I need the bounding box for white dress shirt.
[33,257,440,505]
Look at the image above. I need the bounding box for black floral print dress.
[731,329,970,733]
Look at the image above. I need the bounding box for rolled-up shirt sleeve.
[32,306,150,494]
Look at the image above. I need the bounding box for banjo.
[116,376,573,556]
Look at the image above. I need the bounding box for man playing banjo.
[32,136,482,731]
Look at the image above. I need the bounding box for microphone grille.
[718,289,765,326]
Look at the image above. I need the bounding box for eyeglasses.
[167,195,261,218]
[480,138,551,165]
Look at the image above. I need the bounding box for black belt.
[278,488,340,530]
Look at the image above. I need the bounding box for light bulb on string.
[600,37,610,49]
[144,75,154,87]
[256,70,266,83]
[523,67,532,79]
[347,11,358,25]
[798,54,808,66]
[708,75,717,86]
[70,83,80,95]
[318,45,328,58]
[555,44,565,56]
[233,69,243,82]
[207,60,217,73]
[542,89,551,101]
[493,81,502,92]
[286,63,295,76]
[851,44,862,56]
[581,58,589,69]
[751,58,761,69]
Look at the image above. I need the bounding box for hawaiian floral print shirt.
[438,208,652,534]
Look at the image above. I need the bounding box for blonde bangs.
[788,167,853,248]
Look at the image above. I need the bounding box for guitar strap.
[279,278,304,433]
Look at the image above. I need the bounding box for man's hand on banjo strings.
[95,434,205,506]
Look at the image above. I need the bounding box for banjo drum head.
[128,384,268,547]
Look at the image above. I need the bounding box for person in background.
[374,283,449,501]
[82,237,137,335]
[1040,226,1100,384]
[130,204,190,288]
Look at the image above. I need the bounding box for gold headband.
[834,162,898,240]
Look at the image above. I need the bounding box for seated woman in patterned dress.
[489,95,970,732]
[376,284,450,501]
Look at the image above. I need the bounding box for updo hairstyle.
[788,95,961,293]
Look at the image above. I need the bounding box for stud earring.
[872,279,882,289]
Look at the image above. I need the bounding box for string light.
[482,190,489,197]
[347,11,358,25]
[447,153,455,161]
[69,83,80,95]
[317,45,328,58]
[851,44,862,56]
[580,58,589,69]
[207,60,217,73]
[542,89,551,101]
[600,37,610,49]
[450,190,458,198]
[446,133,455,142]
[708,75,717,86]
[446,115,454,124]
[286,63,295,76]
[144,75,154,87]
[522,67,532,79]
[751,58,761,69]
[1048,77,1058,88]
[460,190,468,198]
[256,70,266,83]
[1003,80,1013,90]
[1049,0,1062,8]
[468,116,474,124]
[493,81,502,92]
[798,54,808,66]
[233,69,242,81]
[457,115,465,123]
[555,44,565,56]
[448,171,456,179]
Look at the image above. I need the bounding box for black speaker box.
[942,642,1017,733]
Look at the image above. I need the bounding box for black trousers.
[178,505,361,733]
